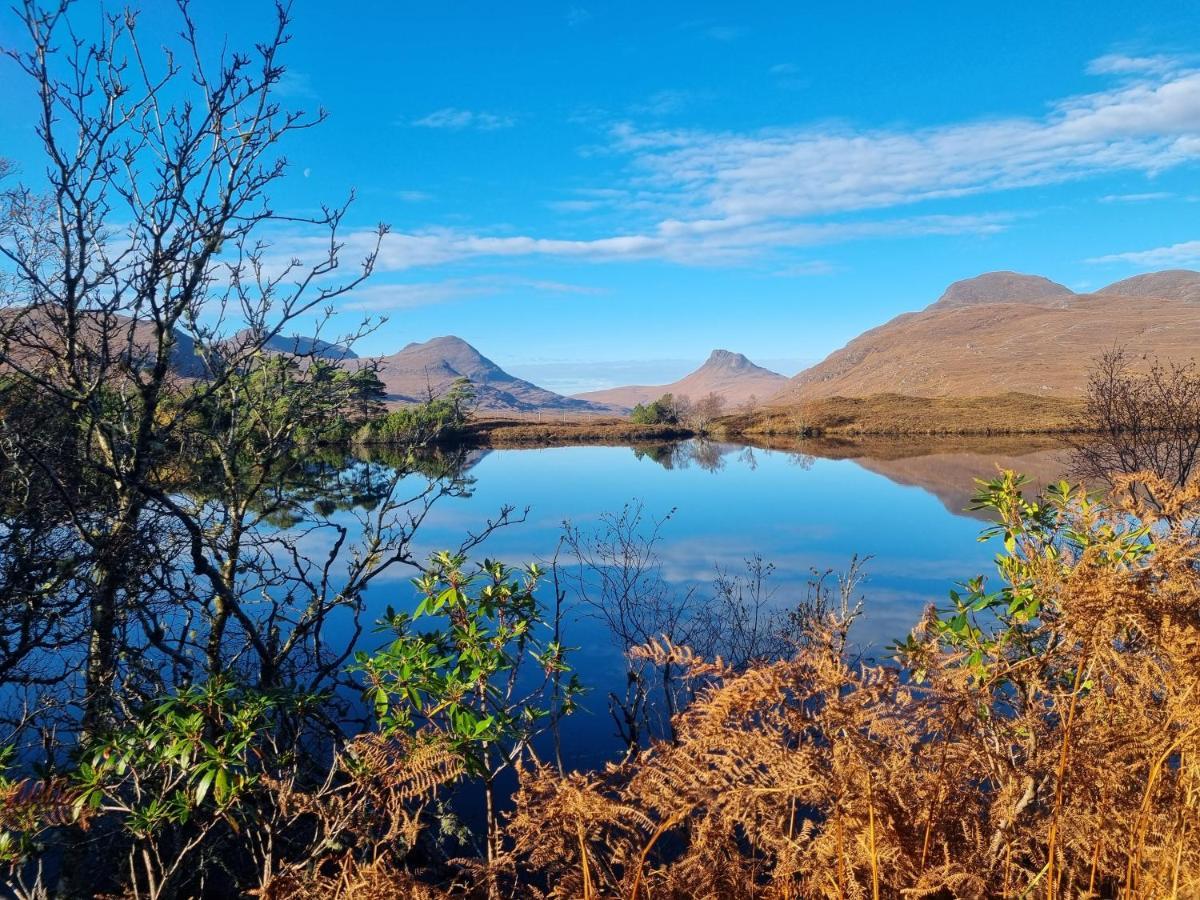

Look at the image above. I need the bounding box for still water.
[342,437,1070,768]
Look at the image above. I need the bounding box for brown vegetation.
[725,392,1084,437]
[248,472,1200,898]
[463,417,694,446]
[456,394,1082,448]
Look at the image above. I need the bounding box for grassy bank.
[738,431,1072,460]
[460,417,695,446]
[353,393,1085,452]
[720,391,1085,437]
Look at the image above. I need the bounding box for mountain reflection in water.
[344,437,1071,766]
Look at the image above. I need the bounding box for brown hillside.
[1095,268,1200,303]
[575,349,789,409]
[0,307,208,380]
[774,269,1200,402]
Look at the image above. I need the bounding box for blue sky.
[4,1,1200,392]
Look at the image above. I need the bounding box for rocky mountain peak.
[932,271,1075,309]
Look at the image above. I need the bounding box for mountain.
[851,443,1071,519]
[241,330,358,360]
[367,336,616,414]
[0,307,208,379]
[574,349,789,410]
[773,269,1200,403]
[929,271,1074,309]
[1095,269,1200,303]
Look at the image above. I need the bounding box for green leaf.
[194,769,215,806]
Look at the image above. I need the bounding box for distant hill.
[240,330,358,360]
[929,271,1074,310]
[773,269,1200,402]
[852,443,1070,520]
[366,336,617,414]
[574,349,789,410]
[2,315,614,417]
[0,307,209,379]
[1094,269,1200,303]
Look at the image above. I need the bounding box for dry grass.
[463,417,694,446]
[459,394,1083,448]
[725,392,1085,437]
[263,472,1200,899]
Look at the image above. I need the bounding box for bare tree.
[561,502,699,752]
[1071,348,1200,504]
[691,554,783,668]
[684,391,726,434]
[0,5,522,894]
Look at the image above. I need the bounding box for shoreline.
[443,392,1087,447]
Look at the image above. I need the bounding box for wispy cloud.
[275,69,317,99]
[270,212,1011,279]
[609,58,1200,221]
[680,19,747,42]
[703,24,747,42]
[1098,191,1174,203]
[412,108,516,130]
[340,277,603,311]
[768,62,809,91]
[631,89,703,117]
[342,56,1200,276]
[395,189,434,202]
[1086,52,1186,77]
[1087,239,1200,267]
[773,260,840,277]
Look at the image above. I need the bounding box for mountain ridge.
[929,271,1075,309]
[772,268,1200,404]
[574,348,789,410]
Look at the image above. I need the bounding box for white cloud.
[271,212,1009,276]
[631,89,700,117]
[1098,191,1174,203]
[339,277,603,311]
[275,69,317,99]
[609,61,1200,221]
[289,57,1200,277]
[412,108,516,130]
[1086,239,1200,267]
[1086,53,1184,77]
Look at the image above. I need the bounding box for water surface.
[348,437,1070,766]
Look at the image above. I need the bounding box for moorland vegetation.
[2,4,1200,898]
